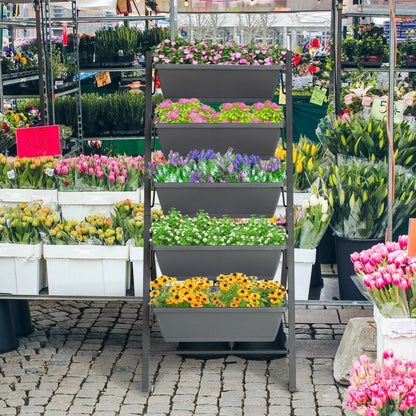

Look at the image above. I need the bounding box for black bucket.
[0,300,18,353]
[10,300,33,337]
[334,235,383,301]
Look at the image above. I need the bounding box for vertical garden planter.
[153,245,285,280]
[154,182,284,218]
[155,64,282,103]
[0,242,45,295]
[153,306,285,342]
[58,190,141,221]
[44,245,129,296]
[156,123,283,159]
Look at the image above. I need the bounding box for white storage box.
[275,248,316,301]
[44,244,129,296]
[0,242,45,295]
[374,306,416,361]
[130,246,161,297]
[0,189,58,211]
[58,190,141,221]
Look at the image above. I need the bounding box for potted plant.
[0,202,60,294]
[357,34,388,65]
[341,36,359,65]
[150,208,287,280]
[152,38,286,102]
[148,149,285,217]
[398,32,416,67]
[111,199,164,296]
[346,351,416,414]
[43,214,129,296]
[323,159,416,300]
[149,273,287,342]
[351,235,416,361]
[55,154,144,221]
[274,193,332,300]
[155,98,284,158]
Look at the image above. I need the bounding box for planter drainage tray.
[155,64,282,103]
[153,245,285,280]
[153,306,285,342]
[156,123,283,159]
[154,182,283,217]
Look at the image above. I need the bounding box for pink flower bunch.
[346,351,416,416]
[155,98,284,124]
[350,235,416,317]
[152,38,286,66]
[55,154,145,191]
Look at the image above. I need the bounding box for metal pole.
[387,0,396,241]
[34,0,46,125]
[142,50,153,393]
[285,50,296,393]
[169,0,178,40]
[334,0,343,116]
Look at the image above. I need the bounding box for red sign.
[16,125,61,158]
[63,25,67,46]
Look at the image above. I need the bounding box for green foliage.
[322,159,416,239]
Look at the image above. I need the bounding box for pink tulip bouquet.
[155,98,284,124]
[350,235,416,318]
[346,350,416,416]
[55,154,144,191]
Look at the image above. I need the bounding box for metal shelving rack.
[141,50,296,393]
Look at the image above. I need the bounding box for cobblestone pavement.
[0,301,372,416]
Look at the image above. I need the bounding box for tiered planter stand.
[142,51,296,392]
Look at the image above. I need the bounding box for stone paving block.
[318,406,343,416]
[242,405,267,415]
[293,408,317,416]
[295,308,340,324]
[338,307,372,323]
[219,406,243,416]
[0,408,17,415]
[295,340,341,358]
[268,405,291,416]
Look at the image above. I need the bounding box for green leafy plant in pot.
[322,158,416,300]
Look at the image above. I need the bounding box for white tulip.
[302,199,310,210]
[321,213,329,223]
[321,200,329,214]
[309,194,319,207]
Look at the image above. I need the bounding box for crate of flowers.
[43,214,129,296]
[0,202,60,294]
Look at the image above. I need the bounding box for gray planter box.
[153,245,285,280]
[155,64,282,103]
[153,306,285,342]
[154,182,284,217]
[156,123,283,159]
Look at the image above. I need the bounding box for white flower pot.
[0,189,58,211]
[43,244,129,296]
[374,306,416,361]
[275,248,316,301]
[58,190,141,221]
[130,246,161,297]
[0,242,45,295]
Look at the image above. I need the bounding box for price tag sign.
[16,125,61,158]
[310,86,327,106]
[278,82,286,105]
[95,72,111,87]
[371,98,405,124]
